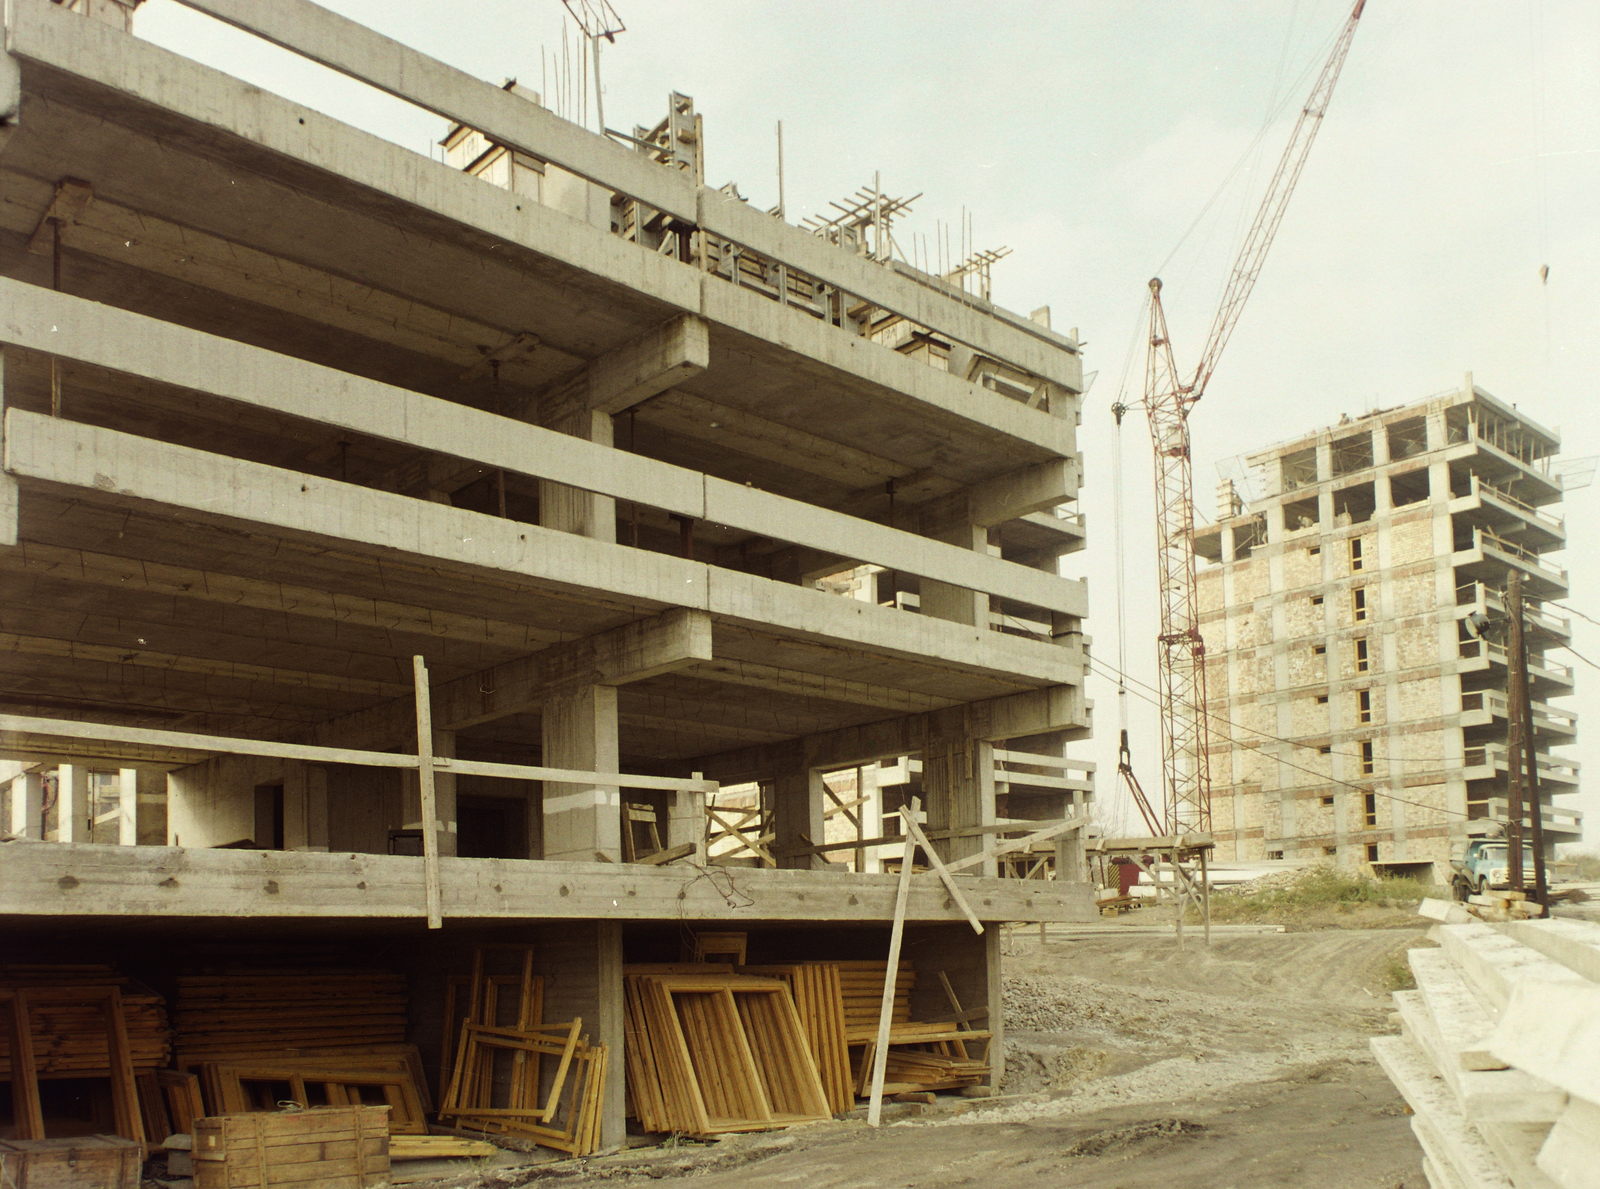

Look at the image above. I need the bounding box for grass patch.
[1187,865,1435,927]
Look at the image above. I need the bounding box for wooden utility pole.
[1504,571,1526,891]
[1506,571,1549,905]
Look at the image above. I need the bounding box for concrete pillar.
[9,771,42,838]
[117,768,137,846]
[773,769,825,870]
[307,766,330,851]
[596,920,625,1148]
[56,764,89,843]
[0,347,14,549]
[858,762,883,873]
[401,732,459,856]
[923,736,995,874]
[664,780,706,860]
[541,684,621,862]
[433,732,458,857]
[283,762,332,851]
[540,410,616,542]
[919,520,987,626]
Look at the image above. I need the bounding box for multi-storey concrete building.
[1196,380,1581,879]
[0,0,1094,1147]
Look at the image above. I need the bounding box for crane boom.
[1142,0,1368,839]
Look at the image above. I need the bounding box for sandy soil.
[431,925,1432,1189]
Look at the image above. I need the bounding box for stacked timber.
[742,963,853,1114]
[173,967,407,1066]
[836,960,914,1030]
[623,969,830,1135]
[0,965,170,1075]
[1373,903,1600,1189]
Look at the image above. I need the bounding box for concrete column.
[923,736,995,874]
[858,762,883,873]
[284,760,309,849]
[117,768,137,846]
[307,766,330,851]
[283,762,332,851]
[57,764,89,843]
[919,520,987,626]
[540,410,616,542]
[596,920,625,1149]
[773,769,825,870]
[9,771,42,838]
[433,731,458,857]
[664,780,706,861]
[0,347,15,548]
[541,683,621,862]
[401,732,459,855]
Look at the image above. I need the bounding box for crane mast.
[1143,0,1368,839]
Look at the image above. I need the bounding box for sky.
[132,0,1600,852]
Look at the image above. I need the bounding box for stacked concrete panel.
[1374,914,1600,1189]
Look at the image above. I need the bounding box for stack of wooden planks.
[836,960,914,1031]
[742,963,852,1113]
[1372,903,1600,1189]
[191,1105,389,1189]
[437,947,607,1157]
[0,965,170,1076]
[173,968,407,1066]
[624,968,831,1135]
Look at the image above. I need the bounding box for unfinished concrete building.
[0,0,1094,1153]
[1196,381,1581,880]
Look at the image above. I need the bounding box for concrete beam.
[0,839,1100,923]
[693,684,1088,783]
[967,459,1081,527]
[308,609,712,751]
[536,315,709,424]
[0,541,568,652]
[0,282,1082,614]
[4,412,1081,686]
[0,630,411,700]
[10,1,1082,419]
[148,0,1077,385]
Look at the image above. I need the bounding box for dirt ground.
[426,922,1431,1189]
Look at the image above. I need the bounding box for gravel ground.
[414,923,1431,1189]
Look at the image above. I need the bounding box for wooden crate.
[0,1135,142,1188]
[191,1106,389,1188]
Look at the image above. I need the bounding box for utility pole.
[1504,570,1527,891]
[1506,569,1549,905]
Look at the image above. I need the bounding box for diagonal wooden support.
[901,812,983,935]
[942,815,1089,874]
[413,655,443,930]
[867,797,918,1129]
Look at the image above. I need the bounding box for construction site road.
[445,924,1430,1189]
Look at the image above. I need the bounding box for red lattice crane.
[1139,0,1368,839]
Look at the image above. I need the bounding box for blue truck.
[1450,838,1538,900]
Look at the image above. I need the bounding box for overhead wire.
[1088,657,1470,822]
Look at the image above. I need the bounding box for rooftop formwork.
[0,0,1094,1149]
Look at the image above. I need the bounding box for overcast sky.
[134,0,1600,852]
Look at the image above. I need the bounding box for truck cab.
[1450,838,1537,899]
